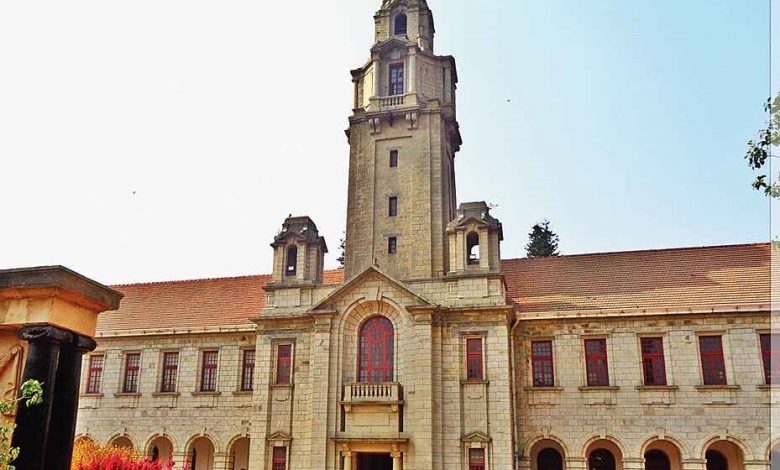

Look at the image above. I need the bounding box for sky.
[0,0,772,285]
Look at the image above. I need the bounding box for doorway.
[357,453,393,470]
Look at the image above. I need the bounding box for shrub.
[71,439,188,470]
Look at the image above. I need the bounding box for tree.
[745,93,780,197]
[0,379,43,470]
[525,220,560,258]
[336,232,346,269]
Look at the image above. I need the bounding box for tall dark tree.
[526,220,560,258]
[336,231,346,269]
[745,93,780,197]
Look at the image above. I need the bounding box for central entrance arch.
[357,453,392,470]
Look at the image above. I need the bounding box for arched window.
[394,13,407,36]
[359,316,394,383]
[538,448,564,470]
[706,450,728,470]
[589,449,616,470]
[645,450,670,470]
[467,232,480,265]
[286,245,297,276]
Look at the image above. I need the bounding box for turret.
[446,202,503,275]
[269,216,328,285]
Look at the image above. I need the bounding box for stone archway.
[187,436,216,470]
[529,438,567,470]
[643,439,683,470]
[146,435,175,464]
[109,435,134,451]
[228,437,250,470]
[585,439,624,470]
[705,440,745,470]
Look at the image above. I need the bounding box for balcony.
[342,382,402,411]
[369,93,418,111]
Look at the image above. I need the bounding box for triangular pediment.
[371,37,411,54]
[309,265,433,312]
[448,216,490,231]
[266,431,292,442]
[461,431,491,443]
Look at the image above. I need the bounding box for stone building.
[75,1,777,470]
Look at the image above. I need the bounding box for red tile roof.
[502,243,772,314]
[97,243,772,335]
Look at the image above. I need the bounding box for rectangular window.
[241,349,255,391]
[469,448,486,470]
[531,341,554,387]
[699,336,727,385]
[122,353,141,393]
[390,149,399,167]
[160,352,179,393]
[86,355,104,394]
[389,196,398,217]
[466,338,484,381]
[200,350,218,392]
[389,63,404,95]
[272,447,287,470]
[584,339,609,386]
[640,337,667,386]
[276,344,292,385]
[388,237,398,254]
[761,334,780,385]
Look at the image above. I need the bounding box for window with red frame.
[359,316,394,383]
[640,337,667,386]
[276,345,292,385]
[122,353,141,393]
[86,355,104,394]
[760,334,780,385]
[532,341,554,387]
[469,448,486,470]
[241,349,255,391]
[272,447,287,470]
[585,339,609,386]
[200,351,218,392]
[699,336,727,385]
[160,352,179,393]
[466,338,484,381]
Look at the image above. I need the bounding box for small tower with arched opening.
[269,216,328,285]
[446,202,503,274]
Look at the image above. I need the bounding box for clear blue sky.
[0,0,770,284]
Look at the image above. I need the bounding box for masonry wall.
[514,311,775,470]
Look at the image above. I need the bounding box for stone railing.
[379,95,406,109]
[342,382,402,404]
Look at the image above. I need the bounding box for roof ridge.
[500,242,770,264]
[110,268,345,289]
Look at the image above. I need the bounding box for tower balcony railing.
[369,93,418,111]
[342,382,402,406]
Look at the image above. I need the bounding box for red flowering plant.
[71,439,189,470]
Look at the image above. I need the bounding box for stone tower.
[344,0,462,281]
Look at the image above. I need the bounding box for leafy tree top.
[746,93,780,197]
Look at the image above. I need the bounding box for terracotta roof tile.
[97,270,345,334]
[97,244,772,334]
[502,243,772,314]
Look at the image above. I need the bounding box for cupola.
[446,202,503,274]
[269,216,328,285]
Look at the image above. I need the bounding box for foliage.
[71,439,188,470]
[336,231,346,269]
[0,379,43,470]
[745,94,780,197]
[525,220,560,258]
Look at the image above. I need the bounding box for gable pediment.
[309,265,433,313]
[371,38,411,55]
[461,430,491,443]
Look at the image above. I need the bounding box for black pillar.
[45,334,96,470]
[11,326,72,470]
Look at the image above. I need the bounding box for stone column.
[392,450,402,470]
[11,325,72,470]
[342,451,353,470]
[374,59,382,97]
[308,314,334,469]
[408,50,416,95]
[45,334,97,470]
[567,457,587,470]
[213,452,230,470]
[624,457,645,470]
[682,459,707,470]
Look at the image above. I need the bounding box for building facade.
[75,2,777,470]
